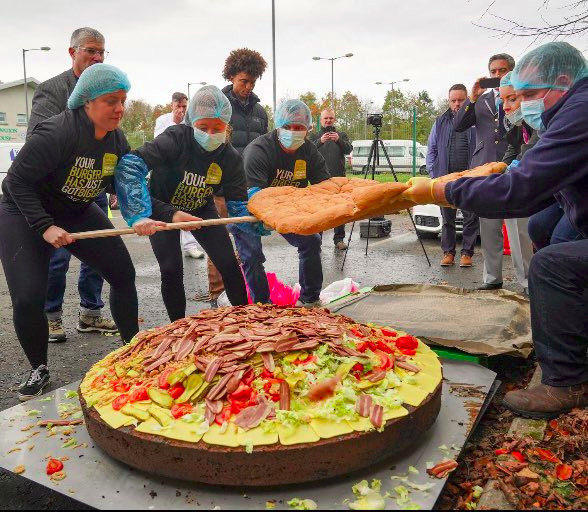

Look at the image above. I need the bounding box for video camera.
[367,113,383,127]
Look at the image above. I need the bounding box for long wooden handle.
[70,215,259,240]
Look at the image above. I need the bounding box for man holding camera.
[310,109,353,250]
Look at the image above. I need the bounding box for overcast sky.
[2,0,585,110]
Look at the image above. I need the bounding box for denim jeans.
[528,204,583,250]
[440,207,479,256]
[231,228,323,304]
[529,238,588,386]
[44,193,108,319]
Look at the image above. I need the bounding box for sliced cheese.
[158,419,204,443]
[202,423,239,447]
[396,383,429,407]
[309,418,354,439]
[412,371,442,394]
[237,425,279,447]
[95,405,135,429]
[347,417,375,432]
[135,418,163,435]
[383,405,409,421]
[277,423,320,445]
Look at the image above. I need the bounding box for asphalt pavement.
[0,210,521,509]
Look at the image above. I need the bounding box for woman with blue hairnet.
[0,63,139,401]
[230,99,330,306]
[401,41,588,419]
[115,85,248,321]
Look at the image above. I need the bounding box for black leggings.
[149,207,248,321]
[0,203,138,368]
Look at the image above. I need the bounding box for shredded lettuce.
[64,390,78,399]
[244,439,254,454]
[350,480,386,510]
[287,498,318,510]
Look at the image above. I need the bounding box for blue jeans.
[528,203,582,250]
[231,228,323,304]
[45,193,108,319]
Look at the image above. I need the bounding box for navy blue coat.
[446,78,588,238]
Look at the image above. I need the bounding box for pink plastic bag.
[241,269,300,306]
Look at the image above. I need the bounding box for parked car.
[351,139,427,175]
[412,204,466,238]
[0,142,24,193]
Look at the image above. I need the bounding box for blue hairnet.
[275,99,312,129]
[500,72,513,88]
[511,42,588,91]
[187,85,232,124]
[67,63,131,109]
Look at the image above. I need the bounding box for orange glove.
[436,162,507,184]
[401,177,451,207]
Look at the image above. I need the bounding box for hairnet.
[500,72,513,88]
[275,99,312,129]
[67,63,130,109]
[511,42,588,91]
[187,85,232,124]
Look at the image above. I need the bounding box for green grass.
[345,171,414,183]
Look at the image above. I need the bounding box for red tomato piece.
[395,335,419,350]
[376,340,393,354]
[168,383,185,400]
[366,341,378,353]
[355,342,368,353]
[214,406,232,425]
[399,348,417,356]
[352,363,364,373]
[261,369,274,379]
[511,451,526,462]
[112,380,131,393]
[350,327,365,338]
[242,368,255,386]
[158,368,174,390]
[293,355,317,366]
[112,394,129,411]
[375,350,393,370]
[555,463,573,480]
[229,383,253,402]
[91,375,106,389]
[171,403,193,419]
[46,458,64,475]
[381,328,397,337]
[129,386,148,403]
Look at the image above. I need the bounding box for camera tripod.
[341,122,431,270]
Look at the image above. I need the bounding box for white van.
[351,139,427,175]
[0,142,24,193]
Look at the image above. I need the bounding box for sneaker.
[295,300,321,308]
[335,241,348,250]
[18,365,50,402]
[503,382,588,419]
[48,318,67,343]
[184,248,205,259]
[459,255,473,267]
[77,314,119,334]
[440,253,455,266]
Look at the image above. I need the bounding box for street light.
[375,78,410,138]
[312,53,354,111]
[23,46,51,123]
[187,81,207,100]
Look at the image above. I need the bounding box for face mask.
[193,127,226,152]
[278,128,306,150]
[520,89,552,131]
[506,107,524,127]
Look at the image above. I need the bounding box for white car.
[351,139,427,175]
[0,142,24,191]
[412,204,465,239]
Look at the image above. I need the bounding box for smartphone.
[479,77,501,89]
[324,126,336,133]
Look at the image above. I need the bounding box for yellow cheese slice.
[277,423,320,445]
[95,405,135,429]
[135,418,163,435]
[396,383,429,407]
[347,417,375,432]
[412,372,441,394]
[202,423,239,447]
[309,418,354,439]
[158,419,204,443]
[383,405,409,420]
[237,425,279,447]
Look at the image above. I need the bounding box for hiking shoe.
[335,241,348,250]
[77,314,118,334]
[459,255,473,267]
[503,382,588,419]
[18,365,50,402]
[48,318,67,343]
[184,248,205,259]
[295,300,321,308]
[440,253,455,266]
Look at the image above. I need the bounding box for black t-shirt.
[243,130,330,189]
[1,108,129,233]
[133,124,247,222]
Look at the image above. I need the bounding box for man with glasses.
[27,27,118,343]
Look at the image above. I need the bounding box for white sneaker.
[184,248,205,259]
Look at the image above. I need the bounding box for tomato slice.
[46,458,64,475]
[229,383,252,402]
[261,369,274,379]
[376,340,393,354]
[112,394,129,411]
[375,350,392,370]
[293,355,317,366]
[112,380,131,393]
[399,348,417,356]
[91,375,106,389]
[395,335,419,350]
[170,403,193,419]
[168,383,185,400]
[214,406,232,425]
[129,386,148,403]
[349,327,365,338]
[355,342,368,353]
[381,328,397,337]
[158,368,174,389]
[242,368,255,386]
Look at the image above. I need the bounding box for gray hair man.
[27,27,117,343]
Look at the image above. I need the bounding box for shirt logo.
[102,153,118,177]
[205,163,223,185]
[293,160,307,180]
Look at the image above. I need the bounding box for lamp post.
[23,46,51,124]
[375,78,409,139]
[187,81,207,100]
[312,53,354,111]
[272,0,277,114]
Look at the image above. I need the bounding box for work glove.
[436,162,507,184]
[400,177,438,205]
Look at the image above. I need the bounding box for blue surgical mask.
[506,107,524,127]
[278,128,306,150]
[193,127,226,152]
[520,89,552,131]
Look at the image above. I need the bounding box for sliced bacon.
[255,342,276,353]
[355,394,373,417]
[210,333,242,344]
[144,353,174,373]
[204,357,222,382]
[204,407,215,425]
[191,335,212,355]
[175,340,195,361]
[427,459,458,478]
[396,361,421,373]
[262,353,275,373]
[306,376,340,402]
[225,372,243,394]
[233,396,272,430]
[252,327,282,336]
[206,373,233,401]
[279,381,290,411]
[205,399,223,415]
[290,340,320,351]
[220,324,240,334]
[370,404,384,429]
[148,336,174,360]
[366,370,387,383]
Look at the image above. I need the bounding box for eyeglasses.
[76,47,109,58]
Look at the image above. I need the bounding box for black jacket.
[502,122,538,164]
[309,127,352,177]
[222,85,268,154]
[133,124,247,221]
[2,108,129,233]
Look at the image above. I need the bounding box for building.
[0,78,40,142]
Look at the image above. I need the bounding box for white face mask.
[193,127,226,152]
[506,107,524,127]
[277,128,307,150]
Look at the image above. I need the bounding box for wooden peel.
[70,215,258,240]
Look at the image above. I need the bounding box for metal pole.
[23,50,29,124]
[331,58,334,111]
[412,106,417,177]
[390,82,394,139]
[187,82,190,100]
[272,0,277,114]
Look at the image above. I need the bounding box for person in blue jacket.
[402,41,588,419]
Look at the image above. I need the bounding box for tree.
[263,104,275,130]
